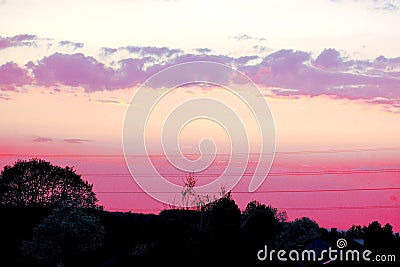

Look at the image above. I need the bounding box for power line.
[281,206,400,211]
[81,168,400,178]
[1,146,400,158]
[95,187,400,194]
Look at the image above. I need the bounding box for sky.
[0,0,400,231]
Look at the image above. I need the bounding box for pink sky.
[0,85,399,231]
[1,0,400,231]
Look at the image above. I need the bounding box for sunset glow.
[1,0,400,231]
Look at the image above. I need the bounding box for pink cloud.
[32,53,114,90]
[32,53,147,91]
[95,99,123,104]
[0,62,33,90]
[31,136,53,143]
[241,49,400,103]
[0,34,37,50]
[0,93,11,100]
[63,138,92,144]
[312,48,344,70]
[1,39,399,111]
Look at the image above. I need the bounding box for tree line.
[0,158,399,266]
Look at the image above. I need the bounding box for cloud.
[232,34,267,42]
[253,45,270,53]
[94,99,126,105]
[0,93,11,100]
[195,48,212,54]
[1,38,400,112]
[235,55,260,66]
[141,53,236,88]
[63,138,92,144]
[32,53,146,91]
[331,0,400,11]
[0,34,37,50]
[240,48,400,107]
[371,0,400,10]
[313,48,345,69]
[31,136,53,143]
[124,46,183,57]
[0,62,33,90]
[245,49,310,76]
[101,47,118,57]
[58,40,84,50]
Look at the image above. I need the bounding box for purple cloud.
[195,48,212,54]
[31,136,53,143]
[0,34,37,50]
[262,49,310,75]
[313,48,344,70]
[241,49,400,103]
[142,53,235,88]
[63,138,92,144]
[0,62,33,90]
[1,39,399,112]
[124,46,182,57]
[58,40,84,50]
[101,47,118,57]
[235,56,259,66]
[32,53,145,91]
[33,53,113,90]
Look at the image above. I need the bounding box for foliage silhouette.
[242,201,284,247]
[0,158,98,208]
[0,158,399,266]
[276,217,321,250]
[21,205,105,267]
[363,221,394,250]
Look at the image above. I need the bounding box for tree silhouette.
[201,192,241,232]
[243,200,287,223]
[276,217,321,249]
[346,225,364,239]
[21,205,105,266]
[0,158,98,208]
[180,172,227,209]
[181,172,198,209]
[200,192,241,264]
[242,201,286,249]
[363,221,394,249]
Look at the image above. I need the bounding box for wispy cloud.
[232,34,267,42]
[63,138,92,144]
[370,0,400,10]
[0,93,11,100]
[31,136,53,143]
[58,40,84,50]
[195,48,212,54]
[331,0,400,11]
[101,47,118,57]
[0,34,37,50]
[94,99,127,105]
